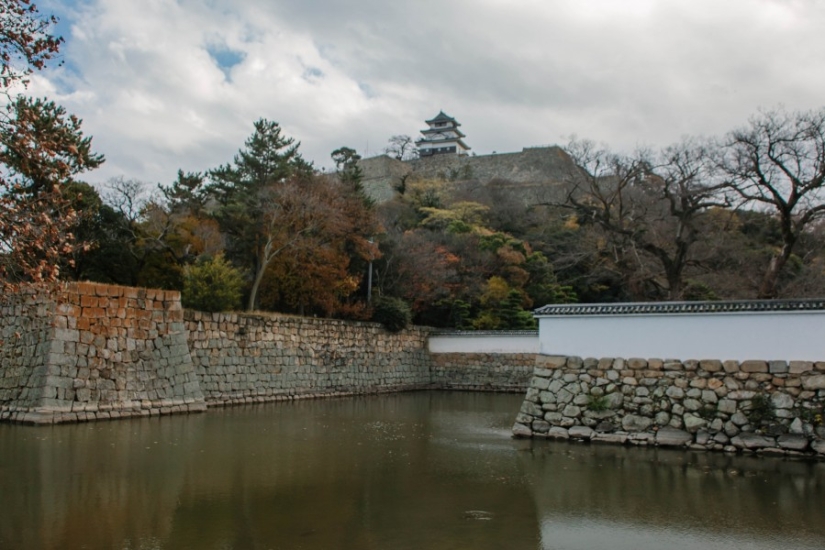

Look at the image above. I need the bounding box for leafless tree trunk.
[719,108,825,298]
[548,139,728,300]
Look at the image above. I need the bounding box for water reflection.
[523,440,825,550]
[0,392,824,549]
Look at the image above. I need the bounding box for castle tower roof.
[425,111,459,126]
[417,111,470,157]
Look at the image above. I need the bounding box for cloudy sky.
[26,0,825,186]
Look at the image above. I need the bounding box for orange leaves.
[1,99,103,291]
[0,0,64,89]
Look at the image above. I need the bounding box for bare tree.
[551,139,728,300]
[384,134,417,161]
[720,107,825,298]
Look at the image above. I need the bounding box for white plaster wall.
[428,334,539,354]
[537,311,825,362]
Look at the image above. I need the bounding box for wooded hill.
[2,2,823,332]
[44,108,825,331]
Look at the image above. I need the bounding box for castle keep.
[359,112,579,203]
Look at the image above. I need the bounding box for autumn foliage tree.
[0,2,103,289]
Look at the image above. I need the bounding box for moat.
[2,392,824,549]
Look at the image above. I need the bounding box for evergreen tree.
[207,119,312,309]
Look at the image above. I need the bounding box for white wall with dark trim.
[535,301,825,362]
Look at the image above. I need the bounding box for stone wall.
[430,353,535,392]
[2,283,540,425]
[513,355,825,458]
[0,283,205,424]
[358,146,576,204]
[0,287,56,420]
[185,311,433,405]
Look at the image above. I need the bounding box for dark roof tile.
[534,299,825,316]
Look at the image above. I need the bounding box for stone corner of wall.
[515,354,825,459]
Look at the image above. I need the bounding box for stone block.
[535,355,566,370]
[520,401,543,417]
[568,426,594,439]
[707,378,723,390]
[802,375,825,390]
[683,398,702,411]
[582,357,599,370]
[530,377,550,390]
[683,414,708,433]
[776,434,809,451]
[722,360,739,373]
[699,360,723,373]
[740,360,768,373]
[728,390,756,401]
[562,404,582,418]
[655,411,670,426]
[592,432,628,444]
[665,386,684,399]
[689,378,707,389]
[539,391,556,404]
[547,427,569,439]
[532,420,550,433]
[605,392,624,409]
[788,361,814,374]
[768,361,788,374]
[597,358,614,370]
[731,433,775,450]
[627,358,646,370]
[544,412,563,424]
[647,359,663,370]
[512,423,532,437]
[621,414,652,432]
[717,399,737,415]
[770,392,794,410]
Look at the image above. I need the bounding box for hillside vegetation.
[22,110,825,329]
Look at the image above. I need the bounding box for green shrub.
[371,296,412,332]
[746,393,775,426]
[182,254,244,312]
[586,394,608,412]
[698,403,717,420]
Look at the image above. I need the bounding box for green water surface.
[1,391,824,549]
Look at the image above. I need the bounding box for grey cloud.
[32,0,825,183]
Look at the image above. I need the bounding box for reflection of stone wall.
[430,353,535,391]
[185,311,434,404]
[514,355,825,458]
[0,282,205,424]
[520,442,825,543]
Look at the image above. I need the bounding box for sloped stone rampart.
[1,284,541,425]
[0,283,205,424]
[185,311,434,404]
[359,146,577,204]
[0,287,56,418]
[513,355,825,459]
